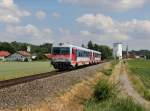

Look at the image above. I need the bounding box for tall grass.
[127,59,150,100]
[101,60,119,76]
[84,79,146,111]
[84,97,146,111]
[93,79,115,101]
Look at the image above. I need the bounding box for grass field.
[127,60,150,89]
[0,61,53,80]
[127,59,150,100]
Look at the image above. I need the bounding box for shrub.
[101,69,112,76]
[144,90,150,101]
[93,79,114,101]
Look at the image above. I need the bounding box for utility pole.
[126,45,129,59]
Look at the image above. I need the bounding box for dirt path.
[117,62,150,110]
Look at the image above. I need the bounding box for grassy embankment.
[127,59,150,100]
[84,60,147,111]
[0,61,53,80]
[101,60,119,76]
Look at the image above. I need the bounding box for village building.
[32,53,38,60]
[0,51,10,61]
[7,51,32,62]
[44,53,52,59]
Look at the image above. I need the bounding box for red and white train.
[51,43,101,69]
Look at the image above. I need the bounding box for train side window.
[78,50,81,57]
[77,50,79,57]
[79,50,81,57]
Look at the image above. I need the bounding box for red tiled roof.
[44,54,52,59]
[17,51,31,57]
[0,51,10,57]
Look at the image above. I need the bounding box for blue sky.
[0,0,150,50]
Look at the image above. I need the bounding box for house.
[7,51,32,62]
[44,53,52,59]
[32,53,38,60]
[0,51,10,61]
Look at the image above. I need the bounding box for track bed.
[0,63,106,110]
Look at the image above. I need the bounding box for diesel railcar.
[51,44,101,69]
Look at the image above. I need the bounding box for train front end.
[51,46,71,69]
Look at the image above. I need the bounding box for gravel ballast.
[0,64,105,110]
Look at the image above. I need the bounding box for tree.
[93,44,99,51]
[20,44,27,51]
[87,41,113,60]
[81,44,85,48]
[0,41,53,60]
[146,52,150,59]
[88,40,94,50]
[0,42,15,53]
[40,43,53,53]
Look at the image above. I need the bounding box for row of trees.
[0,41,52,54]
[0,41,113,60]
[131,50,150,59]
[86,40,113,60]
[0,41,52,60]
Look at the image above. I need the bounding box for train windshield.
[52,47,70,55]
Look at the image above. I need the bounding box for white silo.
[113,43,123,60]
[27,46,31,52]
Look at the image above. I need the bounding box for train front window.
[52,47,70,55]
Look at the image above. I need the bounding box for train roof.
[53,43,101,54]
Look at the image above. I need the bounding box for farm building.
[113,43,123,60]
[0,51,10,61]
[44,53,52,59]
[7,51,32,62]
[32,53,38,60]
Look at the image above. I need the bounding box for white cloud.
[76,13,150,41]
[59,0,148,11]
[58,28,70,35]
[76,14,114,31]
[80,30,91,36]
[52,12,61,19]
[3,24,53,44]
[35,10,46,20]
[0,0,31,24]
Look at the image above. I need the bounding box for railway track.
[0,70,62,89]
[0,62,106,110]
[0,64,102,89]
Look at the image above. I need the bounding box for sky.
[0,0,150,50]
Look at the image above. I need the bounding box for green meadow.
[0,61,53,80]
[128,60,150,89]
[127,59,150,100]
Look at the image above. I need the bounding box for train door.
[72,48,77,61]
[90,51,92,62]
[93,53,95,62]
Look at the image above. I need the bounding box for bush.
[101,69,112,76]
[144,90,150,100]
[93,80,114,101]
[101,60,119,76]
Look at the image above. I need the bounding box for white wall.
[6,53,31,61]
[113,43,123,59]
[0,57,5,61]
